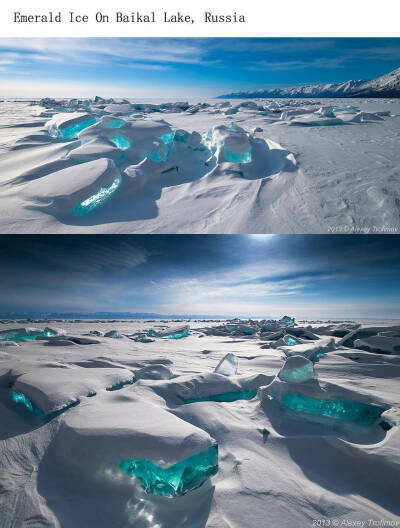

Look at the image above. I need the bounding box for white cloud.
[0,38,216,67]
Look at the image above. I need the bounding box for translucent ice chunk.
[159,131,175,144]
[161,328,189,339]
[109,135,131,150]
[278,356,315,383]
[282,392,385,425]
[104,330,122,338]
[283,335,299,346]
[11,391,79,422]
[119,445,218,496]
[72,175,122,216]
[0,329,56,342]
[183,388,257,404]
[174,130,189,143]
[148,327,189,339]
[148,139,173,162]
[59,118,97,139]
[225,147,252,164]
[215,353,238,376]
[225,325,238,331]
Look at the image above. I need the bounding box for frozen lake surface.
[0,317,399,527]
[0,97,399,234]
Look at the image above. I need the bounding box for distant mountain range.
[0,312,230,320]
[218,67,400,99]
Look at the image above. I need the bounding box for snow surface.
[0,97,399,233]
[0,317,399,527]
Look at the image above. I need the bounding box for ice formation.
[46,112,98,139]
[49,391,217,492]
[280,337,336,362]
[214,353,238,376]
[23,158,121,216]
[148,324,190,339]
[11,366,135,420]
[11,390,79,421]
[5,95,397,233]
[205,124,253,164]
[281,392,385,425]
[0,316,398,526]
[72,174,122,216]
[120,445,218,496]
[0,327,56,342]
[278,355,316,383]
[283,335,299,346]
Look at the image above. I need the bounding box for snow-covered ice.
[0,97,399,233]
[0,316,399,527]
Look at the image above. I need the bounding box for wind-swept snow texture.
[0,97,399,233]
[0,316,399,527]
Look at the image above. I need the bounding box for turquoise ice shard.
[183,388,257,404]
[109,135,131,150]
[11,391,35,413]
[159,131,175,144]
[225,147,252,164]
[11,391,79,422]
[280,315,295,325]
[278,356,316,383]
[281,392,385,425]
[215,353,238,376]
[72,174,122,216]
[46,113,98,139]
[0,328,56,342]
[283,335,299,346]
[119,445,218,496]
[59,118,97,139]
[161,328,189,339]
[148,325,190,339]
[104,330,122,338]
[149,140,173,162]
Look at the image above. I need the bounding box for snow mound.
[11,366,134,419]
[260,375,390,435]
[354,335,400,355]
[50,391,217,483]
[139,371,274,406]
[23,158,121,216]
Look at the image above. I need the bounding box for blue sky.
[0,38,399,97]
[0,235,399,318]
